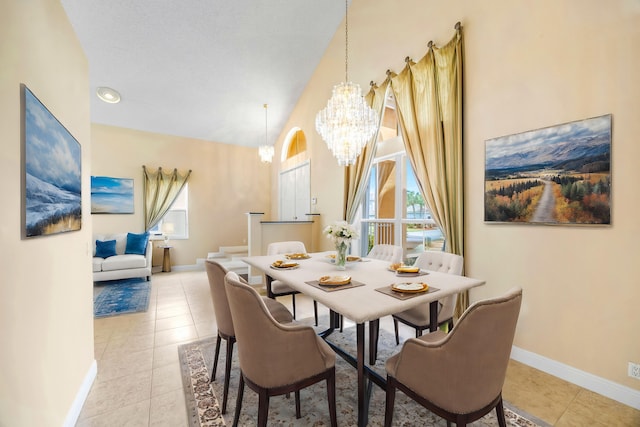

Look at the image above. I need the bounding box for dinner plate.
[270,261,299,270]
[319,275,351,286]
[285,253,310,260]
[391,282,429,293]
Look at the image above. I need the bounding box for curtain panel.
[343,80,390,222]
[142,166,192,231]
[389,27,466,315]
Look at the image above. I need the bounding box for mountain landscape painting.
[485,114,611,225]
[24,86,82,237]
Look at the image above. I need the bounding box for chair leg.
[222,337,235,414]
[313,300,318,325]
[211,334,222,383]
[257,389,270,427]
[495,396,507,427]
[294,390,301,418]
[233,374,244,427]
[393,318,400,345]
[384,377,397,427]
[291,294,297,319]
[326,372,337,427]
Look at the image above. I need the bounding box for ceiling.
[61,0,348,148]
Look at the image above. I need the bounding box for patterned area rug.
[93,277,151,318]
[178,320,551,427]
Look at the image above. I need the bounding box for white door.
[280,162,310,221]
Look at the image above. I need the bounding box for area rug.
[93,277,151,318]
[179,320,551,427]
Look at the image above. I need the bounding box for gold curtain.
[343,79,390,222]
[390,27,466,315]
[143,166,192,231]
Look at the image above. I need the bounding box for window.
[359,94,443,259]
[149,183,189,239]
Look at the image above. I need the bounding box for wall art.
[91,176,134,214]
[485,114,611,225]
[23,85,82,237]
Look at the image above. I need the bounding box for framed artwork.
[484,114,611,225]
[91,176,134,214]
[23,85,82,238]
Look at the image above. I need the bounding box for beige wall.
[0,0,95,425]
[91,124,272,267]
[275,0,640,398]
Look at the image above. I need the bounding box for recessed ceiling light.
[96,87,121,104]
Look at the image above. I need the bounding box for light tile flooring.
[77,270,640,426]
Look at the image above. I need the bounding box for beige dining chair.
[384,287,523,427]
[224,271,338,427]
[365,244,403,363]
[392,251,464,345]
[366,244,404,264]
[266,241,318,324]
[204,259,293,414]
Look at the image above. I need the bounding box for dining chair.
[204,259,293,414]
[392,251,464,344]
[266,241,318,324]
[366,244,404,264]
[365,244,403,363]
[384,287,523,427]
[224,271,338,427]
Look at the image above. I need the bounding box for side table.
[158,245,173,272]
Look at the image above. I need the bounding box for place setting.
[376,280,439,300]
[305,275,366,292]
[388,262,430,277]
[270,259,300,270]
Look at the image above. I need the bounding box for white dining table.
[242,252,485,427]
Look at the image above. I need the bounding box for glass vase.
[335,241,349,270]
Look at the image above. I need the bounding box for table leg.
[429,300,438,332]
[369,319,379,365]
[357,323,366,427]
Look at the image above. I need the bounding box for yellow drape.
[390,28,466,315]
[143,166,192,231]
[343,80,390,222]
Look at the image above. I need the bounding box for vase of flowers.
[323,221,359,270]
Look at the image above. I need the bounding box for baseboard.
[511,346,640,410]
[63,359,97,427]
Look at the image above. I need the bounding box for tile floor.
[77,270,640,426]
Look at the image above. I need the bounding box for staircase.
[206,245,249,276]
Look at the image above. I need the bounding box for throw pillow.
[95,239,117,258]
[125,232,149,255]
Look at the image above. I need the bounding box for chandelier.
[315,0,378,166]
[259,103,274,163]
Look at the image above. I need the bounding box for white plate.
[319,275,351,286]
[270,262,299,270]
[391,282,428,293]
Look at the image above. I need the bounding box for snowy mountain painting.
[24,86,81,237]
[484,115,611,225]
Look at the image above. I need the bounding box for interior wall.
[91,124,272,266]
[0,1,95,425]
[276,0,640,397]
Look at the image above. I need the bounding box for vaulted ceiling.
[61,0,349,148]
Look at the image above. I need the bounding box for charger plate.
[285,253,310,260]
[375,285,439,300]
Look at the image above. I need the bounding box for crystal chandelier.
[315,0,378,166]
[259,103,274,163]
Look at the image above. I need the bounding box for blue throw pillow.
[125,232,149,255]
[95,239,117,258]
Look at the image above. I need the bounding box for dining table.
[242,251,485,427]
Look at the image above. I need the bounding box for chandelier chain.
[345,0,349,82]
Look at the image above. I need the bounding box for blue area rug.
[94,277,151,318]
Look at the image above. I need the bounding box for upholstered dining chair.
[204,259,293,414]
[365,244,403,363]
[224,271,338,427]
[384,287,523,427]
[366,244,404,264]
[266,241,318,324]
[392,251,464,345]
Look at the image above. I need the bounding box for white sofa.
[93,233,153,282]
